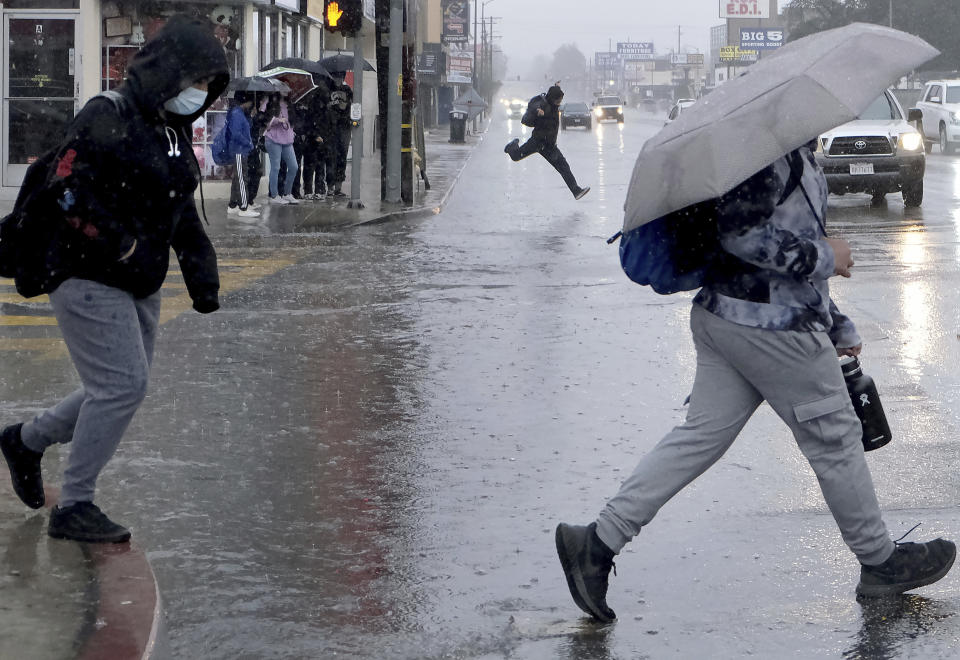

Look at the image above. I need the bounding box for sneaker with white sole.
[269,196,289,205]
[249,202,263,210]
[227,206,240,215]
[283,194,300,204]
[237,208,260,218]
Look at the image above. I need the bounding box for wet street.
[6,91,960,658]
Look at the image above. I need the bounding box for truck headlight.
[899,131,923,151]
[617,106,623,113]
[595,107,604,117]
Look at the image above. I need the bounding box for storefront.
[1,0,320,195]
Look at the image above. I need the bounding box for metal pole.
[349,27,365,209]
[889,0,893,27]
[385,0,402,203]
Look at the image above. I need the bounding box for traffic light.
[324,0,363,35]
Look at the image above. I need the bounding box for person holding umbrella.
[555,24,955,622]
[260,90,300,205]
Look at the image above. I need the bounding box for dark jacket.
[38,15,228,310]
[225,105,255,157]
[531,96,561,145]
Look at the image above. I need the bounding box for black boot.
[504,138,520,159]
[857,539,956,597]
[48,502,131,543]
[0,423,44,509]
[555,522,617,621]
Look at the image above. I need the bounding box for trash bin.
[449,111,467,143]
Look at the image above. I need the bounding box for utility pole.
[349,23,365,209]
[385,0,402,203]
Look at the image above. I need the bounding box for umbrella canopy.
[227,76,287,94]
[321,52,375,73]
[453,87,488,121]
[261,57,333,78]
[623,23,939,233]
[258,67,316,102]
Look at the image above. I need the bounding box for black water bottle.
[841,356,892,451]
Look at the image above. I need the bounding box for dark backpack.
[520,94,544,127]
[211,121,231,166]
[0,91,128,297]
[616,200,721,295]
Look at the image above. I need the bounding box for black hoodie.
[35,15,229,309]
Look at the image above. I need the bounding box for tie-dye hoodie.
[693,146,860,349]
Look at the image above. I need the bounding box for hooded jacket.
[531,86,564,145]
[36,15,229,310]
[694,146,859,348]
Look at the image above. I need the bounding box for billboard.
[442,0,470,44]
[595,52,619,68]
[447,50,473,84]
[719,45,758,62]
[739,27,783,49]
[617,42,655,61]
[720,1,770,18]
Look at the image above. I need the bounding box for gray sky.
[492,0,790,74]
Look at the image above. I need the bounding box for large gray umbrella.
[453,87,488,121]
[622,23,939,233]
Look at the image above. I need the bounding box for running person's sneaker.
[857,538,956,597]
[504,138,520,155]
[574,186,591,200]
[0,423,44,509]
[48,502,131,543]
[555,522,617,622]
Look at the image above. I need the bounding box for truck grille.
[828,136,893,156]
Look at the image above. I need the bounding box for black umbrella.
[227,76,288,93]
[321,52,375,74]
[260,57,333,79]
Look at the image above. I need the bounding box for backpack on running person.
[0,91,129,297]
[521,94,545,127]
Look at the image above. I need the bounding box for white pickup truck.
[915,80,960,154]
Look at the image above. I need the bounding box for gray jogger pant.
[21,279,161,507]
[595,304,895,566]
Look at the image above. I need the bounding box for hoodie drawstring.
[164,126,181,157]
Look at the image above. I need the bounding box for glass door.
[2,15,79,186]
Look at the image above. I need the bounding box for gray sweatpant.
[596,304,895,566]
[21,279,161,507]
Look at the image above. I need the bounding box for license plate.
[849,162,874,175]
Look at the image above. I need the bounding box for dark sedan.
[560,102,592,130]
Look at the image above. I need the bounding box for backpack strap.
[93,90,130,119]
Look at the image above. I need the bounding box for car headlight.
[899,131,923,151]
[595,107,604,117]
[617,106,623,113]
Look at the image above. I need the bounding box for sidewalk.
[0,125,482,659]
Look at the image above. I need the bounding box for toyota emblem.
[854,140,867,150]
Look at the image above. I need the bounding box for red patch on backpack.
[55,149,77,178]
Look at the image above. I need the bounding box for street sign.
[739,28,784,50]
[720,0,770,18]
[719,45,758,62]
[671,53,704,65]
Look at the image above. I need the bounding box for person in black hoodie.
[0,15,228,544]
[504,84,590,200]
[301,79,332,200]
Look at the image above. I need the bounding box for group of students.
[222,75,354,218]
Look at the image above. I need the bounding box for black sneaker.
[504,138,519,155]
[0,423,44,509]
[856,539,956,597]
[574,186,591,200]
[555,522,617,622]
[48,502,131,543]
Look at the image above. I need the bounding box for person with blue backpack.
[555,143,956,622]
[220,91,259,218]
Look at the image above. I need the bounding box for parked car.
[593,95,624,123]
[664,98,695,126]
[560,102,591,130]
[915,79,960,154]
[814,89,925,207]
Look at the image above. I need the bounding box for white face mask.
[163,86,208,115]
